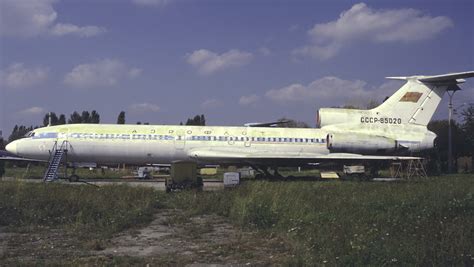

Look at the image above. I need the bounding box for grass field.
[0,182,162,238]
[168,175,474,265]
[0,173,473,265]
[3,163,135,179]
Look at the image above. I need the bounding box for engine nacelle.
[327,133,397,153]
[397,131,436,152]
[317,108,368,128]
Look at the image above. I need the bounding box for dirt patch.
[1,210,292,265]
[0,226,88,265]
[0,227,14,258]
[98,209,292,265]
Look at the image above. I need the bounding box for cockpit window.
[24,131,35,138]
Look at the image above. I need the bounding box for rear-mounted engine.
[326,133,397,154]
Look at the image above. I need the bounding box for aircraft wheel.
[69,174,80,182]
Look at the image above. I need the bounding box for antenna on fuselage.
[48,112,52,127]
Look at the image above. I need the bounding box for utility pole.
[447,89,459,173]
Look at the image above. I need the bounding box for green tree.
[366,99,380,109]
[8,125,35,143]
[0,137,4,177]
[67,110,100,124]
[185,114,206,126]
[117,111,126,124]
[68,111,83,124]
[58,114,66,125]
[340,99,380,110]
[427,120,465,172]
[277,117,310,128]
[460,104,474,156]
[81,111,91,123]
[340,105,360,109]
[43,112,59,126]
[90,110,100,123]
[43,112,66,126]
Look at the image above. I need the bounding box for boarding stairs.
[43,141,68,182]
[389,158,428,180]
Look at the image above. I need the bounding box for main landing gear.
[68,166,80,182]
[251,165,285,180]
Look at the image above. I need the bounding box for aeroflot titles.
[31,132,327,144]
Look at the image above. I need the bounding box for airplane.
[5,71,474,179]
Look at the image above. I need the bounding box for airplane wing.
[0,156,47,162]
[0,150,46,162]
[244,120,290,127]
[187,148,420,166]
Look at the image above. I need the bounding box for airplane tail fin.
[373,71,474,126]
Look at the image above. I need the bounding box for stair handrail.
[58,140,69,153]
[46,140,59,164]
[43,140,69,182]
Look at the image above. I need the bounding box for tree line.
[8,110,102,143]
[426,104,474,173]
[43,110,100,126]
[0,136,4,176]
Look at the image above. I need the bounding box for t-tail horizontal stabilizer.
[386,71,474,84]
[374,71,474,126]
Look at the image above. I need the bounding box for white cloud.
[50,23,106,37]
[64,59,140,89]
[129,103,160,113]
[128,68,143,79]
[131,0,170,7]
[18,106,46,115]
[293,3,453,60]
[292,44,342,61]
[266,76,398,107]
[201,98,223,109]
[239,94,259,106]
[0,0,57,37]
[0,0,106,38]
[377,80,404,97]
[186,49,253,75]
[0,63,48,89]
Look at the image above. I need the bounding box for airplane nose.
[5,141,18,155]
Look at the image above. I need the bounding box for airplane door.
[54,127,69,149]
[243,129,251,147]
[49,127,69,156]
[175,130,185,150]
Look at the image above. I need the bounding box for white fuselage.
[8,124,330,165]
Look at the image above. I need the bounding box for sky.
[1,0,473,137]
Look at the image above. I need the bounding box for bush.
[0,161,4,177]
